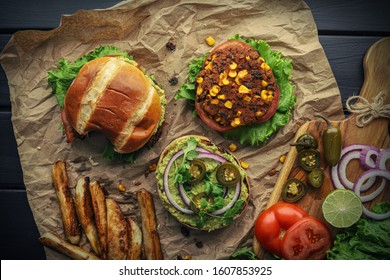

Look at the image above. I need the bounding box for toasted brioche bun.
[62,56,164,153]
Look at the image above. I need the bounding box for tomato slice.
[281,216,332,260]
[254,202,307,257]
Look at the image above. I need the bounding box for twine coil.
[346,91,390,127]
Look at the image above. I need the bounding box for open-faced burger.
[195,40,280,132]
[48,46,166,157]
[176,35,296,145]
[155,135,250,231]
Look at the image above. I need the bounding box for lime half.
[322,189,363,228]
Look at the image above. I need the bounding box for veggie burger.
[176,35,296,145]
[155,135,249,230]
[48,46,166,156]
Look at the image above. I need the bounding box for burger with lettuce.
[155,135,250,230]
[48,46,166,162]
[175,34,296,145]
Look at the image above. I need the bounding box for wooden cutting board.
[253,37,390,259]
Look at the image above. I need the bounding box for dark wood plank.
[0,35,12,108]
[0,112,24,188]
[0,190,46,259]
[305,0,390,34]
[319,35,383,113]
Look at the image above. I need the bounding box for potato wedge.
[106,198,128,260]
[137,188,163,260]
[89,180,107,259]
[40,231,99,260]
[52,160,81,245]
[74,177,101,256]
[126,217,143,260]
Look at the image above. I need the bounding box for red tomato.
[254,202,307,257]
[281,216,332,260]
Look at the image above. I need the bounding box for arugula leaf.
[175,34,296,145]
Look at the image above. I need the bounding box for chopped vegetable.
[281,178,307,202]
[205,36,216,46]
[297,148,320,171]
[290,133,318,152]
[307,167,324,188]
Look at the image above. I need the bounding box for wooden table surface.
[0,0,389,259]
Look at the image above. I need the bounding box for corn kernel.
[149,163,157,171]
[267,95,273,102]
[246,55,250,61]
[261,80,268,87]
[234,76,242,85]
[205,36,215,46]
[279,155,287,163]
[261,90,268,100]
[222,78,230,85]
[228,143,237,152]
[215,116,221,122]
[210,99,219,105]
[196,86,203,95]
[205,61,212,70]
[224,100,233,109]
[238,85,250,94]
[230,118,240,128]
[256,111,263,117]
[118,184,126,192]
[229,70,237,78]
[268,90,273,96]
[209,85,220,96]
[212,54,217,61]
[236,110,242,116]
[196,77,203,84]
[264,63,271,71]
[243,95,252,102]
[237,69,248,78]
[240,161,250,169]
[217,94,225,100]
[229,61,237,70]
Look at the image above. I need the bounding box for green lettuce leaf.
[327,202,390,260]
[175,34,296,145]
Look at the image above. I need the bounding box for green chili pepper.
[281,178,307,203]
[307,168,324,188]
[290,133,318,152]
[315,114,342,166]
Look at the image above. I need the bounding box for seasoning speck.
[166,42,176,52]
[180,226,190,237]
[168,76,178,86]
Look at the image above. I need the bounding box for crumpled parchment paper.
[0,0,344,259]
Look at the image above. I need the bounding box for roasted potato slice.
[137,188,163,260]
[74,177,101,256]
[89,180,107,259]
[40,231,99,260]
[106,198,128,260]
[126,217,143,260]
[52,160,81,245]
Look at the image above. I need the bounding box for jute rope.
[346,91,390,127]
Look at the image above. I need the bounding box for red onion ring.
[354,169,390,220]
[163,146,242,216]
[376,148,390,170]
[337,150,376,191]
[360,145,379,169]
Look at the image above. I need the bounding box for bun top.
[195,40,280,132]
[63,56,165,153]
